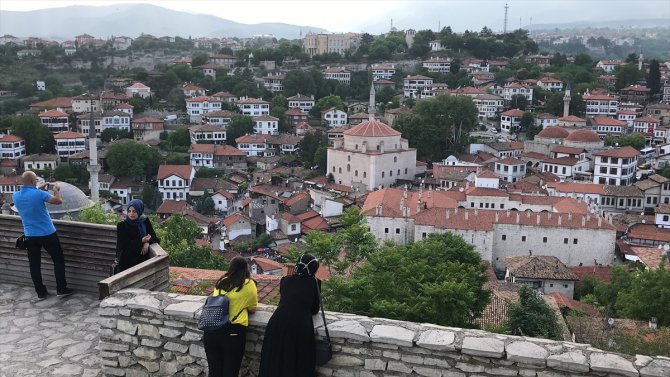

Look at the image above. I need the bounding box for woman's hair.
[215,257,250,292]
[295,253,319,277]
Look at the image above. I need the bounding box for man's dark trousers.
[25,232,67,295]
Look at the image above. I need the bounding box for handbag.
[314,277,332,366]
[197,291,245,332]
[15,234,27,250]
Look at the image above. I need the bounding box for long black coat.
[258,274,321,377]
[115,218,159,272]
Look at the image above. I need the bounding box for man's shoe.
[37,291,49,300]
[56,288,73,298]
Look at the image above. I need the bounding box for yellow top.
[212,278,258,326]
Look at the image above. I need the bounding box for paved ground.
[0,283,101,377]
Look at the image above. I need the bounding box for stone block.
[417,329,456,351]
[332,370,355,377]
[159,360,183,375]
[125,369,148,377]
[387,360,412,374]
[640,358,670,377]
[249,310,273,326]
[519,369,537,377]
[382,350,401,360]
[99,342,130,352]
[137,324,159,339]
[176,355,195,365]
[423,357,450,368]
[100,297,127,308]
[636,355,654,368]
[364,358,387,370]
[138,360,160,373]
[323,320,370,342]
[189,344,207,359]
[484,366,519,376]
[99,308,119,316]
[159,327,183,338]
[117,320,138,335]
[164,320,186,328]
[413,366,442,377]
[181,331,203,342]
[401,354,424,365]
[126,295,162,314]
[140,339,163,348]
[102,366,125,376]
[164,301,203,318]
[99,318,117,329]
[443,371,466,377]
[165,342,189,353]
[102,358,119,367]
[590,353,638,377]
[506,341,548,366]
[455,362,485,373]
[369,325,414,347]
[163,351,173,360]
[132,346,161,360]
[461,337,504,358]
[118,355,137,368]
[546,350,588,373]
[184,366,203,376]
[329,354,364,367]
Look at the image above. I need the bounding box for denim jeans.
[25,232,68,295]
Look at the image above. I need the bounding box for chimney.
[455,207,459,215]
[465,210,469,221]
[446,209,450,219]
[516,212,520,224]
[558,214,562,225]
[506,209,510,217]
[376,205,382,216]
[379,141,385,153]
[537,213,541,225]
[526,210,531,218]
[568,212,573,221]
[495,211,499,222]
[598,217,602,227]
[548,212,552,219]
[582,215,586,226]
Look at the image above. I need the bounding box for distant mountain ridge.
[528,18,669,32]
[0,3,327,40]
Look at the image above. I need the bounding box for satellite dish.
[663,244,670,252]
[607,318,615,326]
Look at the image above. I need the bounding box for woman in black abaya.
[258,254,321,377]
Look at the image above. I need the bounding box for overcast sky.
[1,0,668,34]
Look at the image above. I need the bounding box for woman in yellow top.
[203,257,258,377]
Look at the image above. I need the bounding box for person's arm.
[311,278,321,315]
[46,183,62,205]
[145,219,159,244]
[246,279,258,313]
[115,222,128,261]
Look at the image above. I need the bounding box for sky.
[1,0,668,34]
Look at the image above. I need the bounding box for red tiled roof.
[593,146,640,158]
[505,256,578,280]
[476,170,499,179]
[542,156,579,166]
[497,157,524,165]
[634,116,660,123]
[547,182,606,195]
[53,131,85,139]
[565,129,601,143]
[275,211,301,223]
[324,183,352,193]
[185,96,221,103]
[249,184,282,200]
[558,115,586,122]
[343,119,400,137]
[284,107,308,116]
[627,223,670,243]
[222,213,253,227]
[133,117,164,123]
[537,127,570,139]
[38,109,68,117]
[591,117,627,127]
[251,257,284,272]
[127,82,149,89]
[235,134,271,144]
[284,191,310,206]
[30,97,73,109]
[362,188,462,217]
[157,165,193,180]
[157,200,190,214]
[551,146,585,155]
[545,292,600,317]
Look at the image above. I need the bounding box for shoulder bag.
[314,278,332,366]
[15,234,27,250]
[197,290,245,332]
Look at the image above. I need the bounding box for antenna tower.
[503,3,509,34]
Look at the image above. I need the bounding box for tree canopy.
[324,232,490,328]
[106,140,161,179]
[10,115,55,154]
[603,133,646,150]
[507,285,563,340]
[225,115,254,146]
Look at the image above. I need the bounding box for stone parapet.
[99,289,670,377]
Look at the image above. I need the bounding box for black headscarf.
[124,199,147,237]
[295,253,319,277]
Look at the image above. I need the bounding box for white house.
[403,75,434,98]
[287,94,315,112]
[593,147,639,186]
[125,82,151,99]
[596,60,623,73]
[633,116,661,136]
[263,73,285,93]
[592,116,627,138]
[322,67,351,85]
[617,110,637,128]
[536,113,558,129]
[321,107,348,127]
[38,109,70,134]
[500,108,524,133]
[584,93,618,118]
[474,170,500,188]
[473,94,505,120]
[101,110,132,132]
[422,57,451,73]
[53,131,85,160]
[495,157,526,182]
[185,96,223,123]
[157,165,196,201]
[23,153,59,171]
[235,134,274,157]
[236,98,270,116]
[189,124,227,144]
[253,115,279,135]
[370,63,395,81]
[202,110,237,127]
[212,189,234,214]
[503,83,533,103]
[536,77,564,91]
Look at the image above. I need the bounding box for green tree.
[195,195,215,215]
[100,128,131,142]
[615,64,642,90]
[408,30,433,57]
[298,130,328,169]
[106,140,161,179]
[167,128,191,149]
[191,52,209,67]
[507,286,562,340]
[603,133,646,150]
[324,233,490,328]
[393,94,478,162]
[141,183,162,210]
[662,166,670,180]
[53,163,89,186]
[647,60,661,97]
[519,112,539,138]
[226,115,254,146]
[79,204,119,225]
[195,167,220,178]
[10,115,55,154]
[510,94,528,111]
[616,260,670,326]
[310,94,345,118]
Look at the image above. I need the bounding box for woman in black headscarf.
[115,199,159,272]
[259,254,321,377]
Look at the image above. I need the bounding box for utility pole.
[503,3,509,34]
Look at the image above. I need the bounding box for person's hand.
[37,181,49,190]
[142,235,151,243]
[52,183,60,193]
[141,243,149,255]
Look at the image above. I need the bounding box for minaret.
[368,82,376,121]
[87,94,101,203]
[563,85,571,118]
[638,49,643,71]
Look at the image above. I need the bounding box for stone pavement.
[0,283,101,377]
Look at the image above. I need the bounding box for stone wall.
[99,289,669,377]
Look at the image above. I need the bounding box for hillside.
[0,3,327,40]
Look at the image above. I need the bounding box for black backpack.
[197,292,244,332]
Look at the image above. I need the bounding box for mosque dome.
[565,129,601,143]
[536,127,569,139]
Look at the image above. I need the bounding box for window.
[564,284,568,288]
[573,238,578,244]
[502,235,507,241]
[395,228,400,234]
[422,232,427,239]
[382,172,385,178]
[384,228,389,234]
[550,284,554,287]
[563,238,568,244]
[543,237,547,243]
[522,236,526,242]
[664,215,669,222]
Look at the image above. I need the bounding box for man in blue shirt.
[13,171,72,299]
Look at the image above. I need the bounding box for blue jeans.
[25,232,68,295]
